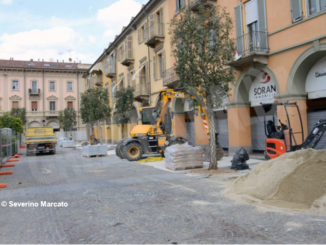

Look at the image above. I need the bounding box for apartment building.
[88,0,326,152]
[0,59,90,131]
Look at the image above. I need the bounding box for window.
[12,101,19,108]
[248,21,258,52]
[32,101,38,112]
[50,101,56,111]
[67,81,73,91]
[31,81,37,92]
[175,0,185,13]
[49,81,56,91]
[12,81,19,90]
[67,101,73,109]
[308,0,326,15]
[157,52,165,79]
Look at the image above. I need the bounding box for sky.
[0,0,148,64]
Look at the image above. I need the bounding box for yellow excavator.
[116,88,224,161]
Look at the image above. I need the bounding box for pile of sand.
[228,149,326,213]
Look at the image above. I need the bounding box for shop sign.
[249,72,276,106]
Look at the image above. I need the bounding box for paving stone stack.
[62,140,75,148]
[165,143,203,171]
[83,145,107,157]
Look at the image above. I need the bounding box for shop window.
[32,101,38,111]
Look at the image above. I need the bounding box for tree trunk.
[207,103,217,170]
[121,124,125,139]
[98,120,103,145]
[90,122,94,135]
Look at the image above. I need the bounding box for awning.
[112,78,124,93]
[132,64,145,81]
[47,121,60,129]
[308,89,326,99]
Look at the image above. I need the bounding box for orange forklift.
[263,102,326,159]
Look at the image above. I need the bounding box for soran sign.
[249,72,276,106]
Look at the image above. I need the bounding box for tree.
[80,88,111,144]
[170,3,235,170]
[10,108,26,130]
[58,108,77,133]
[114,86,135,139]
[0,113,23,133]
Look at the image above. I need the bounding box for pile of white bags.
[165,143,203,171]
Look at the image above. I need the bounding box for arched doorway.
[47,121,60,132]
[233,66,280,151]
[288,46,326,149]
[28,121,41,127]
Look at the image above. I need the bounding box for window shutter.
[181,0,185,9]
[257,0,267,32]
[144,22,148,40]
[175,0,179,13]
[126,35,133,59]
[149,14,155,38]
[32,101,37,110]
[153,55,157,80]
[257,0,268,51]
[234,5,244,55]
[138,28,141,43]
[162,50,166,77]
[127,73,130,87]
[290,0,303,23]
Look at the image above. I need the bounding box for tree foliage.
[114,87,135,126]
[10,108,26,127]
[170,3,235,169]
[80,88,111,124]
[58,108,77,131]
[0,112,23,133]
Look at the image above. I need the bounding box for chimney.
[62,60,64,63]
[30,59,33,62]
[42,59,44,62]
[57,60,59,62]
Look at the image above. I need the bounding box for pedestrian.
[69,133,72,140]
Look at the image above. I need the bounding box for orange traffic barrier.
[6,159,19,163]
[0,183,7,188]
[10,156,20,159]
[0,171,13,175]
[18,153,23,155]
[0,164,15,168]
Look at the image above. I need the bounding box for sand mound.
[229,149,326,211]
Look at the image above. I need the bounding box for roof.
[0,59,91,71]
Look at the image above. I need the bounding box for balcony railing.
[29,88,41,95]
[163,67,180,87]
[105,63,116,78]
[133,82,150,100]
[121,49,134,66]
[236,31,268,57]
[145,22,164,47]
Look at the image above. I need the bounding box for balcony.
[105,64,116,78]
[145,22,165,48]
[163,67,180,88]
[228,31,269,68]
[46,111,59,117]
[121,49,134,66]
[133,81,150,101]
[29,88,41,96]
[189,0,216,11]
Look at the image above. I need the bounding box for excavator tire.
[123,142,143,161]
[216,146,224,161]
[115,143,124,159]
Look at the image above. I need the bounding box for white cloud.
[97,0,142,40]
[0,0,13,5]
[88,35,96,44]
[0,27,95,63]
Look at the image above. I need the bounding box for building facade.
[88,0,326,152]
[0,59,90,131]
